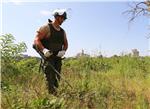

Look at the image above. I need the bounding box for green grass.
[1,56,150,109]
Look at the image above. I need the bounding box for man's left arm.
[57,31,68,57]
[63,31,68,51]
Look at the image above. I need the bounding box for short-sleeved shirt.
[36,23,65,37]
[36,23,51,38]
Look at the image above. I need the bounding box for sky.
[1,0,150,57]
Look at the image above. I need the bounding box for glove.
[57,50,65,57]
[43,48,52,58]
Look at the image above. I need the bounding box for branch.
[123,1,149,22]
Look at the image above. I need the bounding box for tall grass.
[1,56,150,109]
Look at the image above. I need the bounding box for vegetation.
[1,34,150,109]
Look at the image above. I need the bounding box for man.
[33,9,68,95]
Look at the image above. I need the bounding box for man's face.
[57,16,65,25]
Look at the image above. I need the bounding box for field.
[1,56,150,109]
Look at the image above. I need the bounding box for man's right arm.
[34,25,48,51]
[34,25,53,58]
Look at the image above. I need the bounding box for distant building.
[97,54,103,58]
[76,49,90,58]
[131,49,139,57]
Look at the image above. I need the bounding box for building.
[131,49,139,57]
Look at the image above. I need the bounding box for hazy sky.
[2,0,150,57]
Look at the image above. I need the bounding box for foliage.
[0,34,27,62]
[16,57,40,73]
[2,55,150,109]
[1,34,150,108]
[63,57,112,73]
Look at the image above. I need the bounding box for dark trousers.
[42,57,62,94]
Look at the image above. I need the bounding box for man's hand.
[43,48,52,57]
[57,50,65,57]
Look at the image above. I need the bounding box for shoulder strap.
[48,19,52,23]
[47,20,52,38]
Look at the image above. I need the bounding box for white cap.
[52,8,67,16]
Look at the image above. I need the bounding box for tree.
[0,34,27,62]
[0,34,27,75]
[123,1,150,54]
[123,0,150,22]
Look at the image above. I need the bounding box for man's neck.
[52,21,60,31]
[53,20,60,28]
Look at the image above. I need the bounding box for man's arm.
[34,25,49,51]
[63,31,68,51]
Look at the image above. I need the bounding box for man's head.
[52,9,67,25]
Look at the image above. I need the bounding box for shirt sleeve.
[36,24,50,37]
